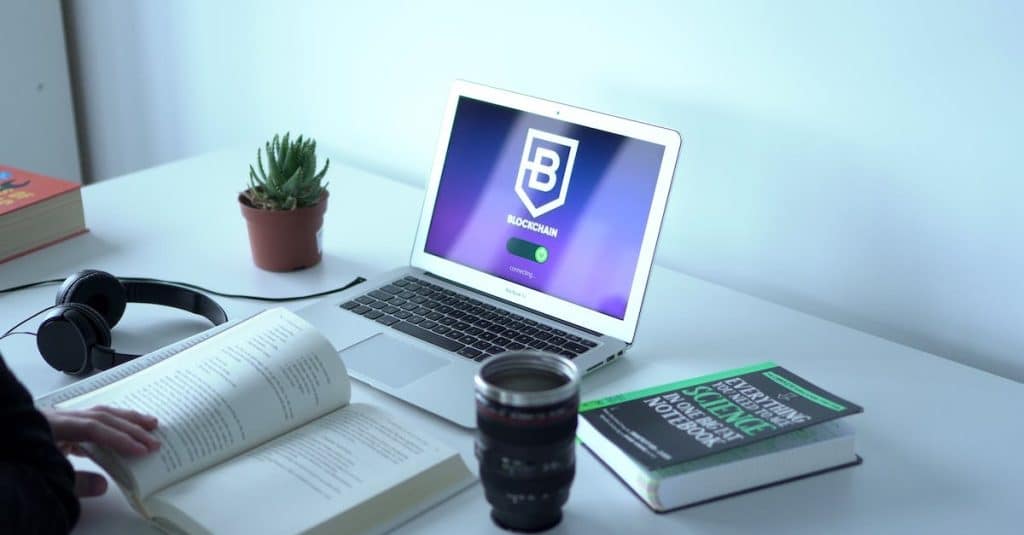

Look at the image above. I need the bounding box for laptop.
[299,80,681,428]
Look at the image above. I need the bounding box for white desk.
[1,148,1020,534]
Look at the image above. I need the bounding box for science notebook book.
[577,362,863,511]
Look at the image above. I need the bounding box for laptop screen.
[424,96,666,320]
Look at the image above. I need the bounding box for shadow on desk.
[112,314,216,356]
[576,354,645,400]
[74,479,161,534]
[1,232,122,284]
[659,426,967,531]
[315,251,377,285]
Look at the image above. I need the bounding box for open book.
[53,308,474,535]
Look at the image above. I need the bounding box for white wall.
[0,0,80,182]
[65,0,1024,381]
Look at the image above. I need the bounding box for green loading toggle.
[507,237,548,264]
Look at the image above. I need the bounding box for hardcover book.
[0,164,86,263]
[41,308,474,535]
[577,362,863,511]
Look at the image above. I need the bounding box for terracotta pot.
[239,192,328,271]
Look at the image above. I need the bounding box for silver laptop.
[299,81,681,428]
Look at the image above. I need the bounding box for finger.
[92,405,159,431]
[88,411,161,454]
[61,416,150,457]
[74,471,108,497]
[43,410,78,442]
[63,443,90,457]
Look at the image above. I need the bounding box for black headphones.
[36,270,228,376]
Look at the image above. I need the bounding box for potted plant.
[240,133,330,271]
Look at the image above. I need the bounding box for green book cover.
[579,362,862,472]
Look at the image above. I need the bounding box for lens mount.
[475,351,579,408]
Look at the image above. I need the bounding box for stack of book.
[0,164,87,263]
[577,362,862,511]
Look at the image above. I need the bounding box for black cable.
[0,279,63,294]
[0,305,56,340]
[1,276,367,342]
[121,276,367,302]
[0,276,366,302]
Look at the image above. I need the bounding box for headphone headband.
[124,280,229,325]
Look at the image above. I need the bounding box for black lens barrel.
[475,352,580,532]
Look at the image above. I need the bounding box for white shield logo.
[515,128,579,218]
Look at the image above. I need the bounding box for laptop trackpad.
[341,333,449,389]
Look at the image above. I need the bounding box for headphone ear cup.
[56,270,128,327]
[72,303,113,348]
[37,303,112,376]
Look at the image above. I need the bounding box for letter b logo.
[515,129,579,218]
[525,147,561,192]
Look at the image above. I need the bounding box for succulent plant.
[244,133,329,210]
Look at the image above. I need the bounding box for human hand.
[42,405,161,497]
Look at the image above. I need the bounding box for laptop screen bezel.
[409,80,681,343]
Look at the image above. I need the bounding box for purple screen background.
[424,97,664,319]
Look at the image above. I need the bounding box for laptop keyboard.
[339,275,598,362]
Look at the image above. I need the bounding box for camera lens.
[475,351,580,532]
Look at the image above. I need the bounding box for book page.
[57,308,350,499]
[147,403,472,535]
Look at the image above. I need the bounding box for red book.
[0,165,88,263]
